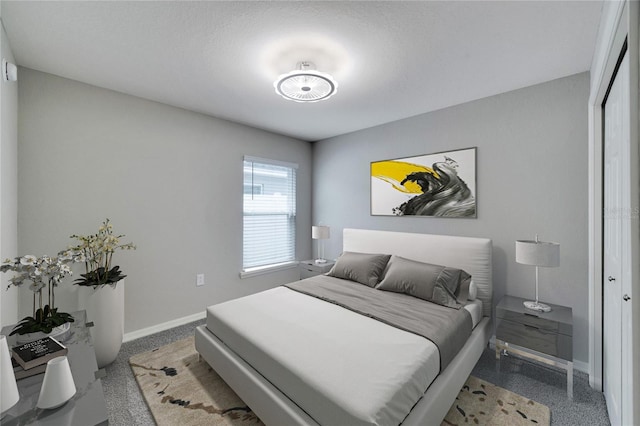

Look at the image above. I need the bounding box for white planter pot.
[77,280,124,368]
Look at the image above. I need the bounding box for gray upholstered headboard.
[343,228,493,317]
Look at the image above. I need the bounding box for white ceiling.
[2,1,603,142]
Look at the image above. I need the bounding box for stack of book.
[11,336,68,380]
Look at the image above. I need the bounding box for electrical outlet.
[196,273,205,287]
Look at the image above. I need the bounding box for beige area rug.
[442,375,550,425]
[130,337,263,425]
[130,337,550,426]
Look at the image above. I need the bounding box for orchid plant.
[1,250,82,335]
[70,219,136,287]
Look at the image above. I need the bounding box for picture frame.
[370,147,477,218]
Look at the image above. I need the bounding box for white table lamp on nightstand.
[516,235,560,312]
[1,335,19,419]
[312,225,330,264]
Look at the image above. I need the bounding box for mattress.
[206,285,482,426]
[465,298,483,329]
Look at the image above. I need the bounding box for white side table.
[1,310,109,425]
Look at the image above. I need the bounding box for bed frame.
[195,228,493,425]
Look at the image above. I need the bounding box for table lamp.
[1,335,19,418]
[37,355,76,409]
[516,235,560,312]
[312,225,330,264]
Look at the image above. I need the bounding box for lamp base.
[314,258,327,264]
[523,300,551,312]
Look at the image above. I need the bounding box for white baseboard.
[123,311,206,343]
[573,360,589,374]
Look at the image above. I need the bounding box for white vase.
[77,280,124,368]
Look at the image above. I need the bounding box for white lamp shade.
[36,356,76,409]
[1,335,19,415]
[516,239,560,267]
[312,225,330,240]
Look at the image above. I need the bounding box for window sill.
[240,261,298,279]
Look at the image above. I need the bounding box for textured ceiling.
[1,1,602,141]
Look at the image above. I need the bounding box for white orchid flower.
[20,255,37,266]
[58,251,73,261]
[29,281,46,292]
[9,276,23,286]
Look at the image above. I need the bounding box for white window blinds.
[243,156,297,270]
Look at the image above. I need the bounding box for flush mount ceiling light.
[274,61,338,103]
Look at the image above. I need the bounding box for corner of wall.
[0,20,19,328]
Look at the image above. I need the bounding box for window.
[243,183,263,195]
[242,156,297,272]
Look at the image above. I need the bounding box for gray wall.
[17,68,312,333]
[313,73,590,366]
[0,18,19,327]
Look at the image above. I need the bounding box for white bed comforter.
[207,286,481,426]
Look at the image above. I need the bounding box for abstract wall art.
[371,147,477,218]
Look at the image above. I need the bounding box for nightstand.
[495,295,573,398]
[299,259,335,280]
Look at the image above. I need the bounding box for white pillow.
[468,280,477,300]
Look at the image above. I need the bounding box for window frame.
[240,156,298,278]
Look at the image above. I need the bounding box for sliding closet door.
[602,50,629,426]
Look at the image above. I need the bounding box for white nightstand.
[298,259,335,280]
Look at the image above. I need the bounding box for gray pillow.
[376,255,471,308]
[327,251,391,287]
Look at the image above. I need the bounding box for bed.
[195,228,493,425]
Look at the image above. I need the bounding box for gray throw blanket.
[285,275,472,371]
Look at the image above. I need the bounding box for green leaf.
[74,265,126,287]
[9,309,74,335]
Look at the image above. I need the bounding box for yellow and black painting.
[370,147,476,217]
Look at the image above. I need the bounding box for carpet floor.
[129,336,550,426]
[102,319,610,426]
